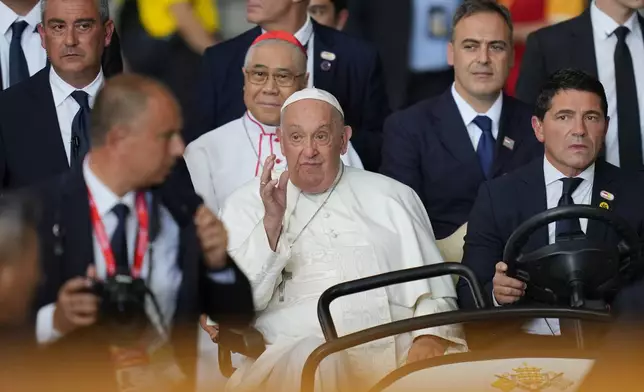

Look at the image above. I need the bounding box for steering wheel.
[503,205,642,308]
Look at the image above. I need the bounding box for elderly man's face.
[39,0,113,83]
[119,88,185,188]
[532,89,608,176]
[278,99,352,193]
[243,42,308,125]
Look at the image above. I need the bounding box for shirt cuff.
[36,303,64,345]
[208,267,236,285]
[492,289,502,307]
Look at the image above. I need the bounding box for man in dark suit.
[516,0,644,171]
[459,69,644,346]
[381,0,542,241]
[31,74,254,392]
[188,0,389,171]
[0,0,122,90]
[344,0,462,110]
[0,0,122,190]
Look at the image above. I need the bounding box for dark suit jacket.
[344,0,412,110]
[29,167,254,391]
[458,158,644,310]
[0,31,123,91]
[188,20,390,171]
[380,90,542,240]
[515,10,644,104]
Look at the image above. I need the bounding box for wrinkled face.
[533,89,608,175]
[614,0,644,10]
[308,0,338,28]
[278,99,352,193]
[118,89,185,188]
[0,231,39,325]
[243,42,308,125]
[448,11,512,100]
[39,0,113,80]
[246,0,295,24]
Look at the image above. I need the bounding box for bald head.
[244,39,307,74]
[90,74,179,147]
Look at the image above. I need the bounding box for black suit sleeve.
[0,124,6,189]
[353,48,389,171]
[201,256,254,327]
[515,32,548,105]
[184,48,218,145]
[379,113,423,196]
[458,183,505,309]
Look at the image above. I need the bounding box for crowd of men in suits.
[2,0,644,389]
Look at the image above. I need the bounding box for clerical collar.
[244,111,278,134]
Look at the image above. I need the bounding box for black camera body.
[91,275,151,346]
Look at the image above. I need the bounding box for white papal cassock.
[184,111,364,213]
[219,165,467,392]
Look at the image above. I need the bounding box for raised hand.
[259,155,289,251]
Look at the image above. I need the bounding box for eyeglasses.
[246,69,305,87]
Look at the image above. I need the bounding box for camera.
[90,275,151,346]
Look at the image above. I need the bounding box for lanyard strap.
[88,188,149,278]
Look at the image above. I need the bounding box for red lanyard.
[246,112,277,176]
[87,188,149,278]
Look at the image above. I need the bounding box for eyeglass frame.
[244,67,307,88]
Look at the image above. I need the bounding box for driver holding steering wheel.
[458,68,644,347]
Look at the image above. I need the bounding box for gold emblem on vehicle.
[491,362,574,391]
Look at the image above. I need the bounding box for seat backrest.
[435,223,468,284]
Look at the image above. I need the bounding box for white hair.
[41,0,110,23]
[243,39,307,73]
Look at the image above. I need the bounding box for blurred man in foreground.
[220,88,466,392]
[30,74,254,392]
[185,31,362,213]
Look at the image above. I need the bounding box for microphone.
[71,135,80,156]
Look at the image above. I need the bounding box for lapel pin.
[600,190,614,201]
[599,201,610,210]
[321,51,336,61]
[320,60,332,71]
[502,136,515,150]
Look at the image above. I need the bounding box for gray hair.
[41,0,110,23]
[452,0,514,43]
[244,39,307,73]
[0,194,39,266]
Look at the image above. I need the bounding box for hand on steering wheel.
[493,262,526,305]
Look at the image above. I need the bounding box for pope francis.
[219,88,467,392]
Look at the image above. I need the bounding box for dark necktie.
[9,21,30,87]
[474,115,495,179]
[614,26,642,169]
[555,177,584,239]
[70,90,91,168]
[111,203,130,275]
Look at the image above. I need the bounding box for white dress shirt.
[262,16,314,88]
[591,2,644,167]
[0,0,47,89]
[49,67,104,165]
[451,83,503,150]
[493,157,595,336]
[36,158,183,344]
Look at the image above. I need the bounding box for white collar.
[83,156,137,218]
[451,83,503,127]
[0,1,41,36]
[50,67,104,107]
[591,1,641,40]
[543,155,595,187]
[261,16,314,46]
[243,110,278,135]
